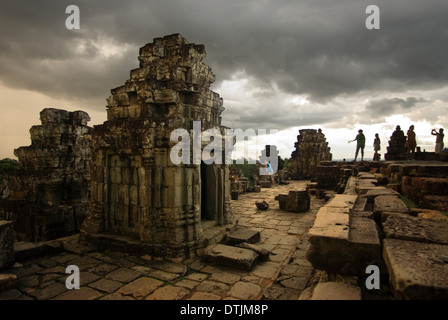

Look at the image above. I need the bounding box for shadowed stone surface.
[0,221,14,269]
[383,238,448,299]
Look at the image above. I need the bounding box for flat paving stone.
[210,272,241,285]
[87,263,119,276]
[116,277,164,299]
[100,293,135,300]
[105,268,141,283]
[175,279,200,290]
[54,287,102,300]
[186,273,209,282]
[251,265,278,280]
[149,261,187,275]
[89,279,124,293]
[27,282,67,300]
[145,285,189,300]
[196,280,229,295]
[188,292,221,300]
[229,281,261,300]
[279,276,309,290]
[149,269,179,281]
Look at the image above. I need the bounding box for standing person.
[349,129,366,162]
[406,125,416,160]
[373,133,381,161]
[431,128,444,153]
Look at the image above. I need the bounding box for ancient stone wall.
[0,108,92,241]
[288,129,332,179]
[81,34,233,259]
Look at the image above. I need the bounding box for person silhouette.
[406,125,416,160]
[431,128,444,153]
[349,129,366,162]
[373,133,381,161]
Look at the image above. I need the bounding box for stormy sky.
[1,0,448,160]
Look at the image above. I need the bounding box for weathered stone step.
[373,195,409,222]
[307,194,383,276]
[383,238,448,299]
[202,244,259,271]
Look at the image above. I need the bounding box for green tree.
[0,158,19,180]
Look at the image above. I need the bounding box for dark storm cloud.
[0,0,448,118]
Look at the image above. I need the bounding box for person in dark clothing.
[349,129,366,162]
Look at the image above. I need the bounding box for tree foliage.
[0,158,19,180]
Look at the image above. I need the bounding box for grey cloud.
[0,0,448,132]
[366,97,431,116]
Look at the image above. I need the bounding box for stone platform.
[0,180,324,300]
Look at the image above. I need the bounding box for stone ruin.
[288,129,332,179]
[385,125,407,161]
[80,34,233,259]
[0,108,91,242]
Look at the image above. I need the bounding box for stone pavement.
[0,180,327,300]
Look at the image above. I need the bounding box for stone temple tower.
[288,129,332,179]
[81,34,233,259]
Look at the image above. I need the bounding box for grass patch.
[400,195,419,210]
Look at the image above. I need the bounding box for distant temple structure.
[288,129,332,179]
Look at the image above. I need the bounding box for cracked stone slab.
[383,238,448,299]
